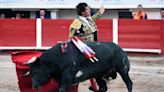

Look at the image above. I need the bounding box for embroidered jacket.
[69,11,101,41]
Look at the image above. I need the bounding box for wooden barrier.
[42,19,72,47]
[118,20,161,49]
[161,20,164,54]
[97,19,113,42]
[0,19,36,47]
[0,19,163,54]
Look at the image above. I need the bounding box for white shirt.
[79,16,95,32]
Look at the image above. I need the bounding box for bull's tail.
[115,48,133,92]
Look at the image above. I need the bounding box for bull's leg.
[117,68,133,92]
[59,67,75,92]
[95,78,107,92]
[59,73,68,92]
[116,51,133,92]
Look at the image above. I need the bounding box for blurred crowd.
[0,5,164,20]
[0,9,50,19]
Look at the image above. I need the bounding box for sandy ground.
[0,54,164,92]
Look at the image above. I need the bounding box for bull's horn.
[23,56,37,65]
[20,71,30,77]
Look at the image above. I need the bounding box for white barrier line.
[0,47,50,50]
[0,47,39,50]
[113,19,118,44]
[123,48,161,54]
[36,18,42,48]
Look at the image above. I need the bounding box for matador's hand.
[98,5,105,15]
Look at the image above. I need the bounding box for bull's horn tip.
[20,71,30,77]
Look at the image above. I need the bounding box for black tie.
[86,18,93,26]
[86,18,98,41]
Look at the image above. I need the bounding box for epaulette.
[70,19,81,30]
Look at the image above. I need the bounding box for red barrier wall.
[42,19,113,46]
[0,19,36,47]
[118,19,161,49]
[161,20,164,54]
[97,19,113,42]
[0,19,163,54]
[42,19,72,46]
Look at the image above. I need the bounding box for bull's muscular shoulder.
[70,19,81,30]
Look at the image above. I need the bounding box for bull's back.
[86,42,120,57]
[84,42,121,65]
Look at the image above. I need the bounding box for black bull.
[26,41,133,92]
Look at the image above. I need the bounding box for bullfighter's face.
[82,6,91,17]
[29,58,51,89]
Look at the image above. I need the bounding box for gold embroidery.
[70,19,81,29]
